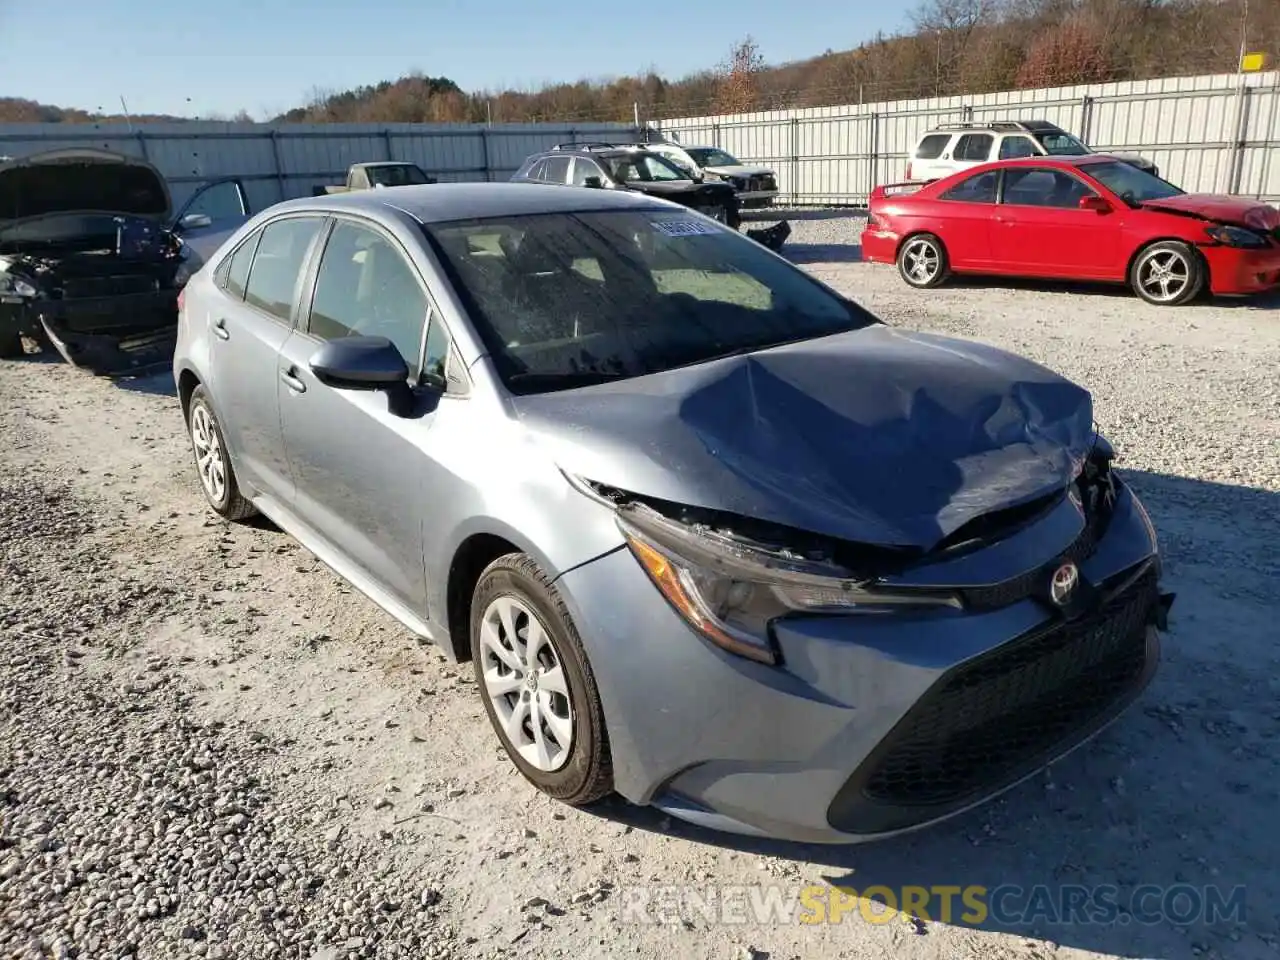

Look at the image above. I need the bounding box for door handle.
[212,318,230,340]
[280,367,307,394]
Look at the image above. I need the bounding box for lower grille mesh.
[859,566,1158,810]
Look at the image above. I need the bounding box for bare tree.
[714,36,766,115]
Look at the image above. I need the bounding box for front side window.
[307,220,427,376]
[998,136,1037,160]
[939,171,998,204]
[913,134,951,160]
[424,210,876,395]
[953,134,994,162]
[571,158,605,186]
[1002,168,1096,208]
[243,217,323,323]
[602,154,692,183]
[180,180,249,222]
[1036,132,1090,156]
[687,148,740,167]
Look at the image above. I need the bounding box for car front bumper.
[1202,244,1280,296]
[557,478,1169,844]
[4,290,178,376]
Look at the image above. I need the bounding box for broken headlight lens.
[1204,224,1268,249]
[616,503,959,666]
[0,272,37,298]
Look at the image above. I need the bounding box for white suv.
[905,120,1158,182]
[640,140,780,208]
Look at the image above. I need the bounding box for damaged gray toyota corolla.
[174,183,1173,844]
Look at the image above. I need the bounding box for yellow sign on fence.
[1241,52,1265,72]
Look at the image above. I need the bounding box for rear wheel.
[1130,241,1204,306]
[187,385,257,521]
[897,234,949,288]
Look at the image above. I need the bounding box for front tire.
[898,233,949,288]
[470,553,612,805]
[1130,241,1204,306]
[186,385,257,521]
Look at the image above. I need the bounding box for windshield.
[688,148,741,168]
[600,154,691,183]
[1035,132,1090,156]
[1084,160,1185,204]
[367,165,431,186]
[424,210,876,394]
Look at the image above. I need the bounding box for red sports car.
[862,156,1280,305]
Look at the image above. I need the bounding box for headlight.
[1205,224,1268,249]
[0,273,37,298]
[173,244,203,287]
[616,502,959,665]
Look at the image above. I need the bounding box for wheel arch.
[1125,236,1210,288]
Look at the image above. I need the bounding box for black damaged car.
[512,143,791,251]
[0,148,250,375]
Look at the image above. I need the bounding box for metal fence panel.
[0,121,640,210]
[655,69,1280,205]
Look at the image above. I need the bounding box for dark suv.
[512,143,741,228]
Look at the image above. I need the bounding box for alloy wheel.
[1136,249,1191,303]
[903,237,941,284]
[478,595,575,772]
[189,403,226,504]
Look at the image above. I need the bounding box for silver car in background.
[173,183,1172,843]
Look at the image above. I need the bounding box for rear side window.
[940,171,999,203]
[999,136,1038,160]
[542,156,571,183]
[216,232,259,301]
[914,134,952,160]
[954,134,994,162]
[243,217,323,323]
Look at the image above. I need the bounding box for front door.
[208,215,324,503]
[173,178,252,263]
[991,167,1119,278]
[276,217,447,611]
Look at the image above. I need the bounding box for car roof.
[269,181,671,223]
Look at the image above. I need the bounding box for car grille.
[958,515,1101,611]
[827,564,1158,834]
[60,274,160,300]
[747,175,777,192]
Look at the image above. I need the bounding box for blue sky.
[0,0,909,118]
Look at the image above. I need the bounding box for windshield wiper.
[506,371,633,391]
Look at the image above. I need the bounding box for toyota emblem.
[1049,562,1080,606]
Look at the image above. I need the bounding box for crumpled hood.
[1140,193,1280,231]
[705,164,776,179]
[513,325,1095,550]
[0,148,173,231]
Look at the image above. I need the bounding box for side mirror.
[309,336,409,390]
[1079,195,1112,213]
[178,212,213,231]
[582,176,604,189]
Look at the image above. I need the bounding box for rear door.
[907,133,954,181]
[990,166,1120,278]
[947,133,996,177]
[173,179,253,263]
[207,214,325,505]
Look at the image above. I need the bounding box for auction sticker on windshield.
[651,218,718,237]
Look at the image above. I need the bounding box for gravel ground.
[2,211,1279,960]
